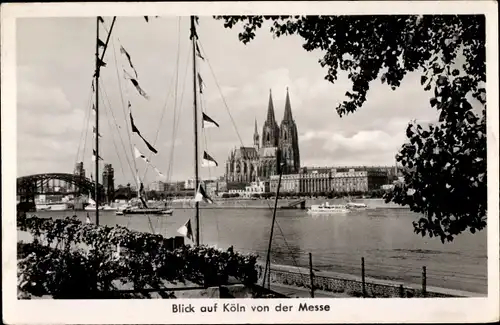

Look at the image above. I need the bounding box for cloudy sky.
[17,16,440,185]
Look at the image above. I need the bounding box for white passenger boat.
[36,202,71,211]
[346,202,368,210]
[307,202,350,214]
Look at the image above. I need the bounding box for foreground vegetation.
[17,214,258,299]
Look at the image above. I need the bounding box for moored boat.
[123,207,173,215]
[307,202,350,214]
[346,202,368,210]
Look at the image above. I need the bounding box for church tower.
[279,88,300,174]
[262,89,280,148]
[253,118,260,150]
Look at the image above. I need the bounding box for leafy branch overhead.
[215,15,487,243]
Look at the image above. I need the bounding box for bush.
[17,215,259,299]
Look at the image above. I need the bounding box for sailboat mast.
[190,16,200,246]
[95,16,100,226]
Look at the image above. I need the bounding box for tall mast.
[191,16,200,246]
[94,16,100,226]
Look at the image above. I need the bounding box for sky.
[16,16,441,186]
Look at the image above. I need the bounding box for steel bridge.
[17,173,105,212]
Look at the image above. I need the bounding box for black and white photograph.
[2,1,499,324]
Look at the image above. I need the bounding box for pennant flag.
[202,151,218,167]
[195,184,213,204]
[98,16,104,23]
[190,25,198,40]
[93,126,102,138]
[97,38,106,48]
[202,112,219,128]
[177,219,194,240]
[120,45,138,79]
[154,167,165,178]
[144,16,158,23]
[124,70,149,99]
[97,57,107,68]
[197,73,205,94]
[92,149,103,161]
[194,16,199,25]
[134,146,150,163]
[129,108,158,154]
[195,42,205,61]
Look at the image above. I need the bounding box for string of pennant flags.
[91,16,110,164]
[191,17,218,207]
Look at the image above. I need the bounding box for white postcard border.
[2,1,498,324]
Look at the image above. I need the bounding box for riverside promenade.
[258,263,483,298]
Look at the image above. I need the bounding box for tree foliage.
[214,15,487,242]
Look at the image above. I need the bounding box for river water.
[26,199,487,294]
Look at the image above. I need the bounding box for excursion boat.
[122,206,173,215]
[307,202,350,214]
[36,202,71,211]
[346,202,368,210]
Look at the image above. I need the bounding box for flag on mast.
[197,73,205,94]
[92,149,103,161]
[195,42,205,61]
[93,126,102,138]
[177,219,194,241]
[201,151,218,167]
[202,112,219,128]
[194,183,213,204]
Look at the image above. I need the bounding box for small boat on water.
[122,206,173,215]
[307,202,350,214]
[346,202,368,210]
[36,202,72,211]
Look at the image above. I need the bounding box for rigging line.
[100,81,136,180]
[166,45,192,184]
[274,218,309,283]
[81,96,93,171]
[98,84,128,181]
[110,36,138,181]
[142,16,183,182]
[265,201,309,282]
[197,40,245,148]
[75,84,94,165]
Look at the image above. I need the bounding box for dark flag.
[202,151,218,167]
[124,70,149,99]
[98,16,104,23]
[92,149,103,161]
[202,112,219,128]
[120,46,138,79]
[197,73,205,94]
[129,108,158,154]
[144,16,149,22]
[97,57,107,68]
[97,38,106,48]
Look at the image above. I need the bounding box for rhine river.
[25,199,487,294]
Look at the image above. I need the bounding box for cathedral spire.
[266,89,277,124]
[283,87,293,122]
[253,118,260,149]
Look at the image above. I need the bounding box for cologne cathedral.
[225,88,300,182]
